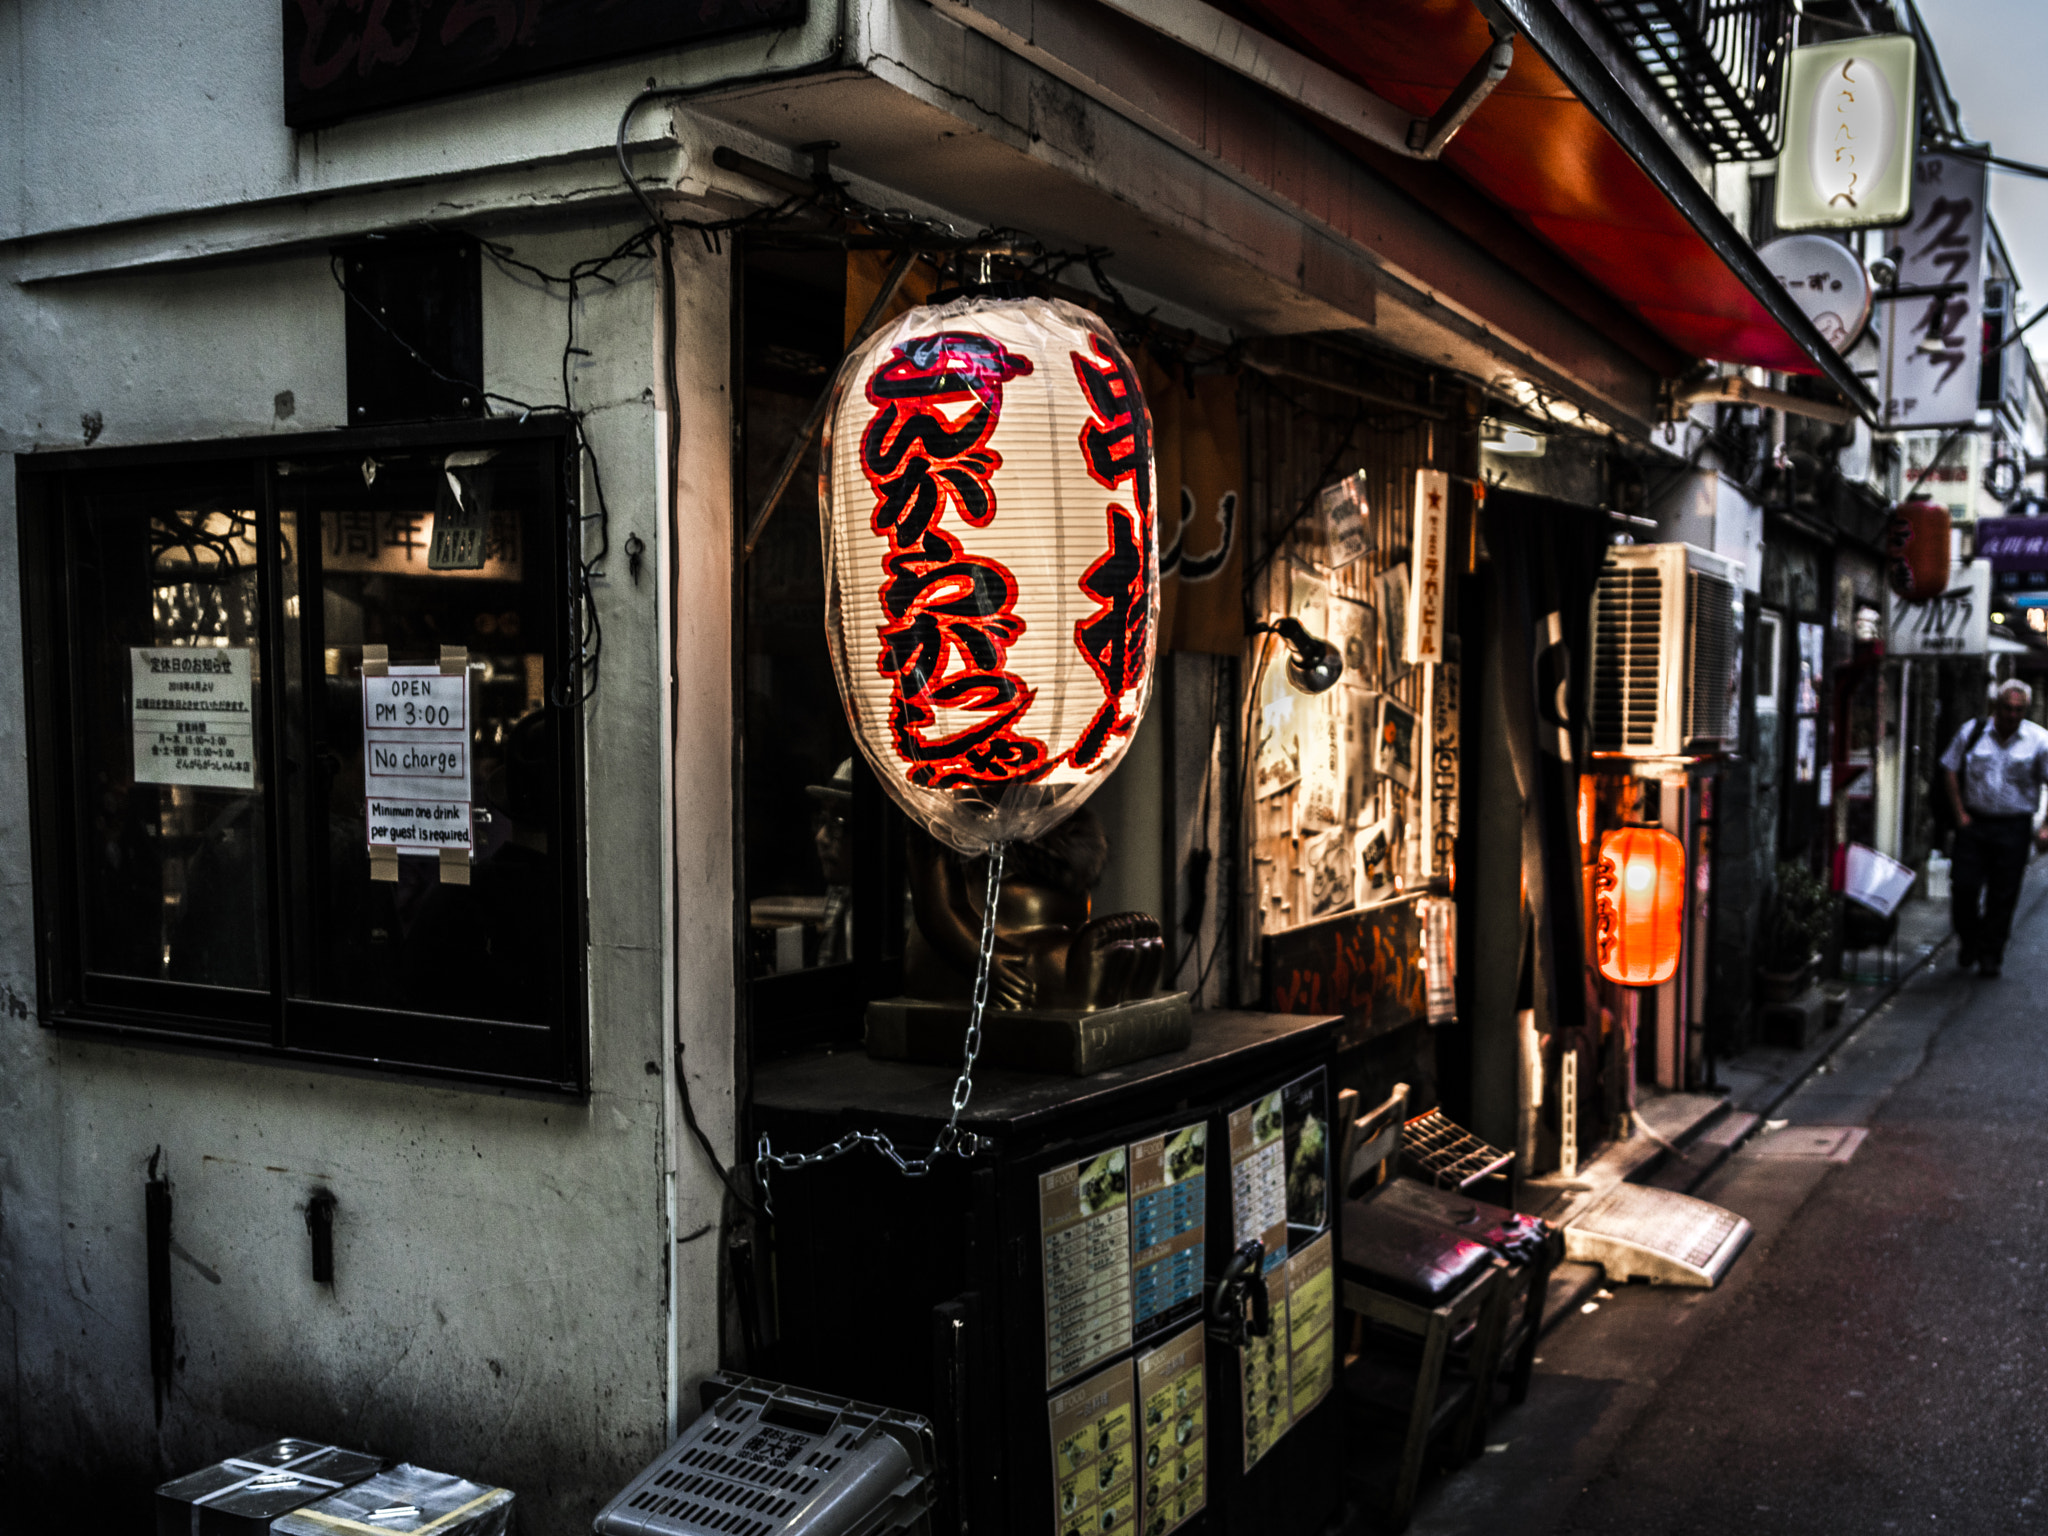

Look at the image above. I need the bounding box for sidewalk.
[1525,890,1955,1332]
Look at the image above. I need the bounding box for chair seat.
[1341,1187,1495,1304]
[1373,1177,1558,1269]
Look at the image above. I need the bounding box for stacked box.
[272,1464,514,1536]
[156,1440,384,1536]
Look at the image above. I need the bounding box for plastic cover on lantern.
[819,293,1158,854]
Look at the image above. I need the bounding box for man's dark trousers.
[1953,814,2032,963]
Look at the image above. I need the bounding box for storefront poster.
[1041,1148,1135,1389]
[1284,1232,1336,1420]
[1227,1091,1288,1274]
[363,664,471,856]
[1137,1325,1207,1536]
[1305,828,1353,918]
[1376,564,1410,684]
[131,646,255,791]
[1129,1124,1207,1344]
[1253,655,1301,798]
[1238,1270,1290,1470]
[1050,1360,1137,1536]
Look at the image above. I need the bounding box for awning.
[1240,0,1880,416]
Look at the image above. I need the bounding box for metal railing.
[1595,0,1795,160]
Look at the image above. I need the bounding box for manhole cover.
[1749,1125,1868,1162]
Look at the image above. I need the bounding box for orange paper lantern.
[1886,497,1951,602]
[1593,826,1686,986]
[821,294,1158,853]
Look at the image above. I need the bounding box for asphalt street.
[1409,872,2048,1536]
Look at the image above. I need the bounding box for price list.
[1128,1123,1207,1342]
[1136,1324,1206,1536]
[1285,1231,1336,1420]
[1228,1090,1288,1274]
[1049,1360,1137,1536]
[1041,1147,1134,1389]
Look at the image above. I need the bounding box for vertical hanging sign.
[1774,36,1918,231]
[1404,470,1449,665]
[1882,152,1989,430]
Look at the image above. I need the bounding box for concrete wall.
[0,204,724,1530]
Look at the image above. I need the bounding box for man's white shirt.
[1941,715,2048,818]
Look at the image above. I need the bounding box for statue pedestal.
[865,992,1194,1077]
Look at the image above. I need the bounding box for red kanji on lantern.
[1593,826,1686,986]
[822,295,1159,853]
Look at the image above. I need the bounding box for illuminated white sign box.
[1775,35,1918,232]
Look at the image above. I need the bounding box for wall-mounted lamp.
[1252,616,1344,695]
[1480,418,1547,457]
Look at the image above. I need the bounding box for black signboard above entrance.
[282,0,808,128]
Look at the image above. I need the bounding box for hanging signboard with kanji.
[1774,36,1918,232]
[1887,561,1991,656]
[1881,152,1989,430]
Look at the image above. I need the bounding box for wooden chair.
[1334,1085,1510,1531]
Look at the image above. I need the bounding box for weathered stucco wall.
[0,198,729,1530]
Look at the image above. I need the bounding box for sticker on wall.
[1041,1146,1135,1389]
[1136,1325,1207,1536]
[1049,1360,1137,1536]
[1130,1124,1207,1344]
[131,646,255,791]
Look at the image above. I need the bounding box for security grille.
[1590,562,1669,753]
[1595,0,1794,160]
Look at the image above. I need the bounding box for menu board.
[1050,1361,1137,1536]
[1042,1148,1135,1388]
[1136,1325,1206,1536]
[1238,1270,1291,1470]
[1285,1232,1336,1420]
[1129,1123,1207,1343]
[1228,1091,1289,1274]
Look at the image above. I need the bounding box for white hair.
[1993,677,2033,705]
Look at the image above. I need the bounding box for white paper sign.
[1887,561,1991,657]
[363,666,471,855]
[131,647,255,790]
[1404,470,1449,665]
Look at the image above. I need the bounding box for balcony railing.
[1596,0,1795,161]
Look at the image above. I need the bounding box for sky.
[1912,0,2048,372]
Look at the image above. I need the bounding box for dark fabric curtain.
[1481,490,1610,1048]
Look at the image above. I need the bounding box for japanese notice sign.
[1882,153,1988,430]
[1284,1232,1336,1421]
[1405,469,1449,664]
[1228,1091,1288,1274]
[1238,1269,1290,1470]
[1429,644,1461,877]
[131,647,254,790]
[1042,1147,1134,1389]
[1887,561,1991,657]
[1129,1124,1207,1345]
[363,665,471,855]
[1050,1360,1137,1536]
[1136,1325,1206,1536]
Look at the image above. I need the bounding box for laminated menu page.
[1136,1324,1206,1536]
[1238,1269,1291,1470]
[1050,1360,1137,1536]
[1042,1146,1134,1388]
[1129,1122,1207,1344]
[1285,1231,1336,1420]
[1227,1090,1288,1273]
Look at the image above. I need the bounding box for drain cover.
[1748,1126,1868,1162]
[1563,1184,1752,1287]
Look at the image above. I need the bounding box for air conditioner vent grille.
[1591,565,1666,752]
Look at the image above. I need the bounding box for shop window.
[17,424,585,1090]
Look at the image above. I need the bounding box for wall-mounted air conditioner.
[1589,543,1745,757]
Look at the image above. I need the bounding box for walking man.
[1942,679,2048,977]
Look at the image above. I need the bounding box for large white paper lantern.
[820,294,1158,854]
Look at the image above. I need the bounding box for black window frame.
[16,417,589,1094]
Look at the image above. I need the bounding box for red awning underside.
[1245,0,1819,375]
